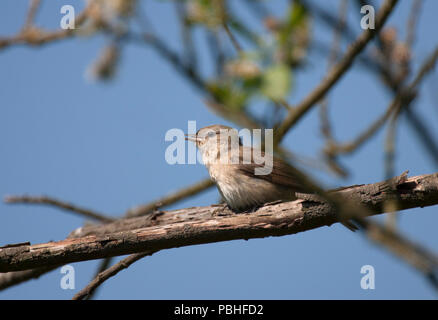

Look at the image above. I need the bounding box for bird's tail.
[341,220,359,232]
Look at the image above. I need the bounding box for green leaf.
[207,81,249,111]
[278,1,309,46]
[260,64,292,100]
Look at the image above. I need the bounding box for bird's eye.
[207,131,215,138]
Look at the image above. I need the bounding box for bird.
[185,124,312,210]
[185,124,357,231]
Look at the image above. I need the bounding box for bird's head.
[185,125,241,160]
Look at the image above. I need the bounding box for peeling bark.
[1,173,437,273]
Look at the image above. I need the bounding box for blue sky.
[0,0,437,299]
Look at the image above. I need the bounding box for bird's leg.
[211,203,231,216]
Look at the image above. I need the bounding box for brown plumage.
[186,125,358,231]
[186,125,306,211]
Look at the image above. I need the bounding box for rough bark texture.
[1,173,437,273]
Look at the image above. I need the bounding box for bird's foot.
[211,203,231,217]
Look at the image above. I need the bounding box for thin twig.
[72,252,154,300]
[384,0,423,228]
[204,99,264,130]
[0,7,89,50]
[0,266,58,291]
[4,195,114,223]
[206,30,227,76]
[125,178,214,218]
[223,22,243,54]
[319,0,348,139]
[319,0,348,177]
[84,257,113,300]
[405,0,422,48]
[325,45,438,156]
[356,218,438,291]
[304,0,357,43]
[274,0,399,144]
[218,0,243,54]
[134,5,268,136]
[326,98,401,156]
[404,106,438,165]
[372,1,438,168]
[175,1,197,71]
[23,0,41,30]
[384,108,401,229]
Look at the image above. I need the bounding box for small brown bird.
[185,125,310,211]
[186,124,357,231]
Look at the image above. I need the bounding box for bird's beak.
[185,134,199,143]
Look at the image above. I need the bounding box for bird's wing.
[236,147,308,192]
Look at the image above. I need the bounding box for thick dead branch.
[1,172,437,273]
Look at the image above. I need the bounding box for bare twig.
[72,252,154,300]
[405,0,422,48]
[319,0,348,139]
[383,0,423,228]
[131,32,207,93]
[319,0,349,177]
[0,7,89,50]
[326,98,401,156]
[23,0,41,30]
[404,106,438,165]
[356,218,438,291]
[409,47,438,89]
[84,257,113,300]
[370,2,438,168]
[125,178,214,218]
[325,45,438,156]
[274,0,399,144]
[4,195,114,223]
[206,30,227,76]
[223,22,243,54]
[304,0,357,43]
[0,266,58,291]
[204,99,263,130]
[384,108,400,229]
[175,1,197,71]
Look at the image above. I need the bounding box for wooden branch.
[0,7,89,50]
[1,172,438,273]
[0,178,214,290]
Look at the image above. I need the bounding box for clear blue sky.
[1,0,437,299]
